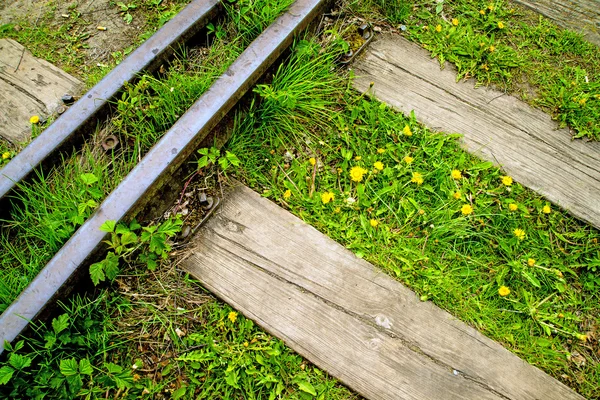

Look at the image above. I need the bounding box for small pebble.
[180,225,191,238]
[61,94,74,105]
[56,105,67,115]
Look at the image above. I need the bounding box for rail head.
[0,0,330,355]
[0,0,220,203]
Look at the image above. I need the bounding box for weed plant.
[0,269,356,398]
[0,0,295,311]
[343,0,600,140]
[226,38,600,397]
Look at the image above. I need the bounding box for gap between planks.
[181,183,583,400]
[352,34,600,231]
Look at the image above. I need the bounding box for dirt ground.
[1,0,144,69]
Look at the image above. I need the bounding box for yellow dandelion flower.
[355,155,362,161]
[501,175,513,186]
[350,166,368,182]
[508,203,518,211]
[576,334,588,342]
[579,98,587,105]
[542,205,551,214]
[228,311,238,323]
[411,172,424,185]
[309,157,316,166]
[403,156,414,164]
[479,9,485,15]
[513,228,526,240]
[418,209,425,215]
[481,64,489,71]
[374,161,384,171]
[488,4,494,11]
[498,286,510,296]
[453,191,461,200]
[527,258,535,267]
[29,115,40,124]
[452,18,459,26]
[2,151,10,160]
[370,219,379,228]
[321,191,335,204]
[461,204,473,215]
[497,21,504,29]
[435,24,442,32]
[489,45,496,52]
[451,169,462,179]
[403,125,413,136]
[334,207,341,214]
[377,148,385,154]
[283,189,291,199]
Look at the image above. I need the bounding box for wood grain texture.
[0,39,83,143]
[182,184,583,400]
[512,0,600,46]
[352,34,600,230]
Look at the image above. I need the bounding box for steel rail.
[0,0,220,202]
[0,0,328,354]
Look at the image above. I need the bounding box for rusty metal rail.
[0,0,328,354]
[0,0,220,203]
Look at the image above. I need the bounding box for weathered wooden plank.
[352,34,600,230]
[0,39,83,144]
[512,0,600,46]
[182,184,583,400]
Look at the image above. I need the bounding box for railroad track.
[0,0,329,354]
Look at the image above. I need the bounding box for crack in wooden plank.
[0,74,48,111]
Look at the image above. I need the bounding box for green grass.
[0,0,295,311]
[225,36,600,398]
[0,267,356,399]
[0,0,191,86]
[342,0,600,140]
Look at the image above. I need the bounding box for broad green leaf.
[52,313,69,334]
[104,362,123,374]
[9,353,32,370]
[225,369,240,389]
[12,340,24,352]
[469,161,494,171]
[99,220,116,233]
[77,202,88,216]
[0,366,14,385]
[86,199,98,208]
[60,358,79,377]
[120,231,138,246]
[197,156,209,169]
[129,220,142,231]
[172,386,187,399]
[115,224,131,235]
[104,252,120,280]
[89,262,105,286]
[225,151,240,167]
[80,173,98,186]
[296,380,317,396]
[79,358,93,375]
